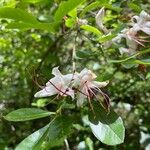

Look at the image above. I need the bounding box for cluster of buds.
[96,8,150,55]
[34,67,109,108]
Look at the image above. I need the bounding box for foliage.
[0,0,150,149]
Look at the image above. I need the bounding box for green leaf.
[0,7,38,23]
[4,108,55,121]
[65,18,76,28]
[133,59,150,65]
[15,124,49,150]
[80,1,122,17]
[98,34,116,43]
[89,102,125,145]
[46,116,74,148]
[6,22,57,32]
[54,0,85,21]
[68,8,77,18]
[128,2,141,13]
[108,49,150,64]
[22,0,49,4]
[15,116,74,150]
[80,25,102,35]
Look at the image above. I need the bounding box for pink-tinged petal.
[34,86,57,98]
[80,68,89,76]
[93,81,109,88]
[80,68,97,81]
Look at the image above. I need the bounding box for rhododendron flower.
[34,67,75,99]
[114,28,139,55]
[76,68,109,107]
[34,67,109,108]
[95,9,150,55]
[131,11,150,35]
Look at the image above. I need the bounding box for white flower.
[95,7,108,33]
[113,28,144,55]
[34,67,109,108]
[76,68,109,107]
[34,67,75,99]
[131,11,150,35]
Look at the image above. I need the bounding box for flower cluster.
[96,8,150,55]
[34,67,109,107]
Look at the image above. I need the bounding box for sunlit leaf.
[128,2,141,13]
[89,102,125,145]
[80,1,122,17]
[0,7,38,23]
[54,0,85,21]
[80,25,102,35]
[98,34,116,43]
[22,0,50,4]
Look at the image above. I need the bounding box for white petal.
[141,27,150,35]
[132,24,140,32]
[145,21,150,27]
[76,93,87,107]
[93,81,109,88]
[52,66,62,76]
[34,86,57,98]
[80,68,97,80]
[46,76,63,86]
[95,7,108,33]
[80,68,89,76]
[140,11,150,20]
[63,74,74,84]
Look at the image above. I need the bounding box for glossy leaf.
[15,116,74,150]
[15,124,49,150]
[46,116,74,148]
[80,25,102,35]
[4,108,55,121]
[0,7,38,23]
[89,102,125,145]
[54,0,85,21]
